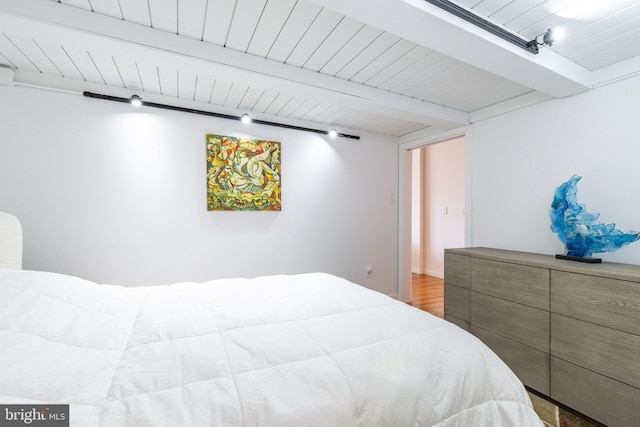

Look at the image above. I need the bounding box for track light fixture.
[328,129,338,138]
[129,94,142,107]
[526,28,564,54]
[82,92,359,139]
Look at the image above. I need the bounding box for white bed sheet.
[0,270,543,426]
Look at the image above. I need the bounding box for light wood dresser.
[444,247,640,427]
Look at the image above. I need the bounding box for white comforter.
[0,270,542,426]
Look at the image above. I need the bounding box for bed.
[0,212,543,426]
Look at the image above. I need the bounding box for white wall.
[422,137,465,277]
[0,85,399,294]
[409,138,465,278]
[468,74,640,264]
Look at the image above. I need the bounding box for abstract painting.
[206,134,281,211]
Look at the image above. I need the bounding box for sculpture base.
[555,254,602,263]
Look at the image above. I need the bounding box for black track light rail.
[82,91,360,140]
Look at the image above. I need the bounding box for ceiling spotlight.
[544,28,564,46]
[240,113,251,124]
[328,129,338,138]
[527,28,563,53]
[129,94,142,107]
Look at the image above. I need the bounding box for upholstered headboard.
[0,211,23,269]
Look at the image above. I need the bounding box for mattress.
[0,269,543,426]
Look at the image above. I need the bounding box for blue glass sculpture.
[550,175,640,261]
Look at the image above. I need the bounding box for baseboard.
[422,269,443,279]
[411,269,444,279]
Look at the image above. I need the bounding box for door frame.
[397,127,471,302]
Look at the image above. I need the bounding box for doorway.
[406,136,465,308]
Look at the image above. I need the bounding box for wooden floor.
[409,273,444,318]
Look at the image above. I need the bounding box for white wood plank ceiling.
[0,0,638,138]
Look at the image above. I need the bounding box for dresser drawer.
[444,253,470,289]
[471,293,549,353]
[551,270,640,336]
[472,326,549,395]
[472,258,549,310]
[551,357,640,427]
[444,283,470,323]
[551,313,640,389]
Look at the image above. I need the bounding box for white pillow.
[0,212,23,269]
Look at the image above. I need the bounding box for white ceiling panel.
[90,52,124,87]
[251,90,280,113]
[224,83,250,108]
[37,41,84,80]
[0,33,37,71]
[62,46,105,84]
[276,95,309,117]
[266,1,322,62]
[59,0,91,9]
[201,0,236,46]
[178,0,207,40]
[207,79,231,106]
[470,0,511,18]
[363,44,431,88]
[148,0,177,34]
[505,1,570,34]
[435,72,531,112]
[488,1,546,24]
[301,16,363,71]
[177,69,197,100]
[237,87,265,110]
[114,56,143,91]
[262,93,294,115]
[556,2,640,53]
[301,101,333,121]
[135,62,161,94]
[4,34,61,76]
[285,8,343,67]
[120,0,150,27]
[401,58,464,98]
[193,74,215,103]
[319,25,383,76]
[312,105,354,125]
[87,0,122,19]
[333,109,415,135]
[377,52,454,94]
[334,32,401,81]
[287,98,320,120]
[246,0,298,57]
[411,63,478,102]
[319,105,349,121]
[573,32,640,71]
[225,0,267,52]
[350,38,417,85]
[158,66,178,97]
[1,0,639,137]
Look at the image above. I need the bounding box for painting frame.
[206,134,282,211]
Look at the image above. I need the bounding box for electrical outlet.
[366,266,373,278]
